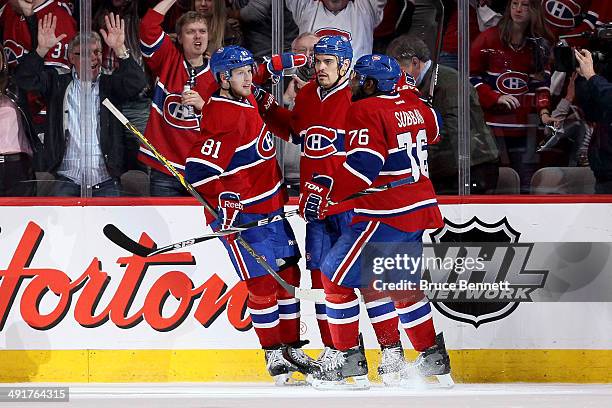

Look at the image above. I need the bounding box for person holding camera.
[575,48,612,194]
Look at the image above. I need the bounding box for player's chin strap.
[102,98,324,303]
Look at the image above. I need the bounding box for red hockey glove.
[252,84,278,115]
[265,53,307,77]
[299,175,333,222]
[218,192,243,241]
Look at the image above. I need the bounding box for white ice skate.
[311,347,370,390]
[265,348,305,386]
[400,333,454,388]
[377,342,408,386]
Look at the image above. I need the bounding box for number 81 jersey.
[329,92,444,232]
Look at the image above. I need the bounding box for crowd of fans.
[0,0,610,197]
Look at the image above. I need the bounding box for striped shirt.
[58,71,111,187]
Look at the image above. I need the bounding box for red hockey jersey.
[0,0,76,70]
[264,79,353,190]
[185,94,288,222]
[470,27,551,137]
[328,93,443,233]
[540,0,605,42]
[139,9,217,175]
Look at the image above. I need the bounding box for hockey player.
[254,35,406,384]
[139,0,217,196]
[300,54,453,389]
[184,45,316,385]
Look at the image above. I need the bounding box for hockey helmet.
[210,45,255,82]
[313,35,353,66]
[353,54,402,92]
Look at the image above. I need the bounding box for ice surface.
[4,383,611,408]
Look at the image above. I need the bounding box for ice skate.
[311,347,370,390]
[282,340,319,384]
[377,342,407,386]
[401,333,454,388]
[265,348,303,386]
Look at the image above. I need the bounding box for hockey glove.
[252,84,278,115]
[218,192,243,241]
[299,175,333,222]
[265,53,307,78]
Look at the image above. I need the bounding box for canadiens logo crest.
[303,126,340,159]
[427,217,547,328]
[256,129,276,159]
[543,0,581,29]
[496,71,529,95]
[162,94,200,130]
[314,28,352,42]
[3,40,26,67]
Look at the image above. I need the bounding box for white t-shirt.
[286,0,387,61]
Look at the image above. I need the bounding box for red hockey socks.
[395,299,436,351]
[311,268,334,347]
[321,273,360,351]
[245,274,280,348]
[276,265,301,345]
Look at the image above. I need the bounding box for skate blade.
[273,372,309,386]
[433,373,455,388]
[312,375,370,390]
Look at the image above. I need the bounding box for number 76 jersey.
[329,92,444,233]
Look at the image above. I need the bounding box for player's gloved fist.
[218,192,243,241]
[265,53,307,77]
[252,84,278,114]
[299,175,333,222]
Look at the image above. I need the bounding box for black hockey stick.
[102,175,415,258]
[103,209,299,257]
[426,0,445,107]
[102,99,324,303]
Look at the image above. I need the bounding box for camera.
[553,23,612,74]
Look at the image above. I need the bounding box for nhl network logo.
[426,217,549,328]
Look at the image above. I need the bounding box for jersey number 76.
[396,128,428,182]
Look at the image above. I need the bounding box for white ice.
[3,383,612,408]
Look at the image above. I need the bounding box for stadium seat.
[530,167,596,194]
[493,167,520,194]
[120,170,150,197]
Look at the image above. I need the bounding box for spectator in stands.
[286,0,386,61]
[282,32,318,107]
[372,0,415,53]
[194,0,242,55]
[139,0,218,196]
[1,0,77,171]
[15,13,147,196]
[470,0,553,193]
[279,32,319,196]
[0,49,36,197]
[439,0,500,71]
[93,0,152,173]
[575,49,612,194]
[227,0,298,59]
[389,35,500,194]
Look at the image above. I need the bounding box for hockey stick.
[103,175,416,257]
[103,209,299,257]
[102,99,324,303]
[426,0,445,107]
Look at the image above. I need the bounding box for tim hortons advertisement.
[1,203,612,350]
